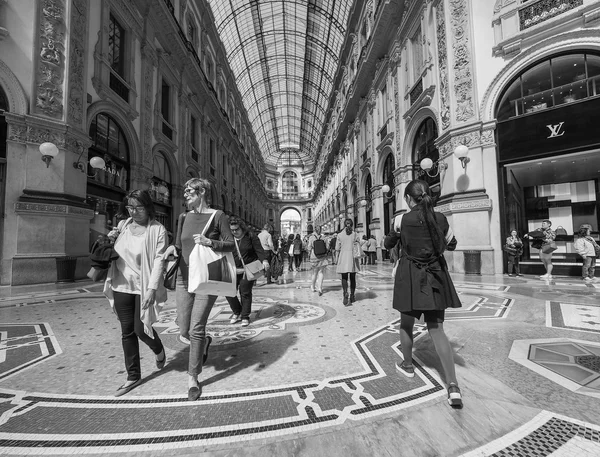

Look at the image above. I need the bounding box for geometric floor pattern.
[2,265,600,456]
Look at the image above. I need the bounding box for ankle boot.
[342,279,348,305]
[350,289,356,303]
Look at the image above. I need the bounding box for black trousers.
[113,291,163,381]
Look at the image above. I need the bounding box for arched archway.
[279,206,302,236]
[412,117,440,198]
[364,173,372,237]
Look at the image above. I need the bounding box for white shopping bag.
[188,244,237,297]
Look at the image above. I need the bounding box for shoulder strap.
[234,237,246,267]
[201,210,218,236]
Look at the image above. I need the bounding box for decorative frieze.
[35,0,66,118]
[449,0,475,123]
[66,0,88,128]
[519,0,583,31]
[435,198,493,215]
[15,202,94,218]
[436,1,451,130]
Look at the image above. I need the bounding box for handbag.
[163,254,180,290]
[87,266,108,282]
[541,241,557,254]
[503,244,518,256]
[234,236,264,281]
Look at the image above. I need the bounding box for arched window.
[412,118,439,193]
[281,171,299,195]
[365,174,372,237]
[88,113,130,189]
[496,52,600,122]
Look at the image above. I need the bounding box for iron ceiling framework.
[207,0,354,167]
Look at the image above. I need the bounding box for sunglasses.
[126,205,146,213]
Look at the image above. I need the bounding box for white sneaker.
[179,335,191,345]
[584,277,593,283]
[539,274,549,279]
[229,314,241,324]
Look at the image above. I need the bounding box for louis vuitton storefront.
[496,51,600,276]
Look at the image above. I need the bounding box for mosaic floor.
[1,264,600,456]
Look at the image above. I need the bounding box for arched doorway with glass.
[151,151,173,234]
[381,152,396,237]
[495,51,600,276]
[412,117,440,199]
[364,173,372,238]
[87,112,130,249]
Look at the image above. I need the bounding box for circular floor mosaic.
[154,296,329,346]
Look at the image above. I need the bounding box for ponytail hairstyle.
[404,180,445,255]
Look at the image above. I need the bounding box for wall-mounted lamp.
[454,144,470,169]
[39,142,59,168]
[381,184,394,198]
[73,146,105,177]
[420,157,448,178]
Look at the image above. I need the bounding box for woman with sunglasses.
[104,190,168,396]
[164,178,234,401]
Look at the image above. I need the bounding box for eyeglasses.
[184,188,197,195]
[230,226,242,232]
[126,205,146,213]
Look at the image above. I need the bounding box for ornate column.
[140,40,157,165]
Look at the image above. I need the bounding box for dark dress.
[384,207,461,314]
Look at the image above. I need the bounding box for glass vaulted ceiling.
[207,0,354,167]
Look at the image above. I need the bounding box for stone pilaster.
[65,0,88,130]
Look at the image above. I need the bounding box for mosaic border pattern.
[0,323,62,381]
[547,300,600,334]
[0,319,448,454]
[460,410,600,457]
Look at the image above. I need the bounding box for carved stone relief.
[449,0,475,122]
[66,0,88,127]
[436,1,451,129]
[35,0,66,118]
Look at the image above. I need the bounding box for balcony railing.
[519,0,582,30]
[409,78,423,106]
[267,192,313,201]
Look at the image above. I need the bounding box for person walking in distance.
[524,220,556,280]
[384,180,463,408]
[367,235,378,265]
[336,219,361,306]
[574,223,599,282]
[308,226,329,296]
[257,223,276,284]
[505,229,523,277]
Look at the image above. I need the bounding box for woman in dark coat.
[384,180,462,408]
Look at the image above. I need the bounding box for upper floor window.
[190,115,199,162]
[412,26,423,82]
[209,138,216,176]
[496,52,600,122]
[161,79,173,140]
[108,14,128,102]
[187,19,197,47]
[282,171,299,194]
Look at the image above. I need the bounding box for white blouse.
[111,227,147,295]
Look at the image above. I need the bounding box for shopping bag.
[541,242,557,254]
[188,244,237,297]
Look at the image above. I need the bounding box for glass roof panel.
[206,0,354,166]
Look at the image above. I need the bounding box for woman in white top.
[104,190,168,396]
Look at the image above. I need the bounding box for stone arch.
[402,107,440,162]
[481,30,600,122]
[0,59,28,114]
[185,165,200,179]
[279,205,302,220]
[151,144,181,188]
[359,168,371,197]
[87,101,142,166]
[375,146,395,185]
